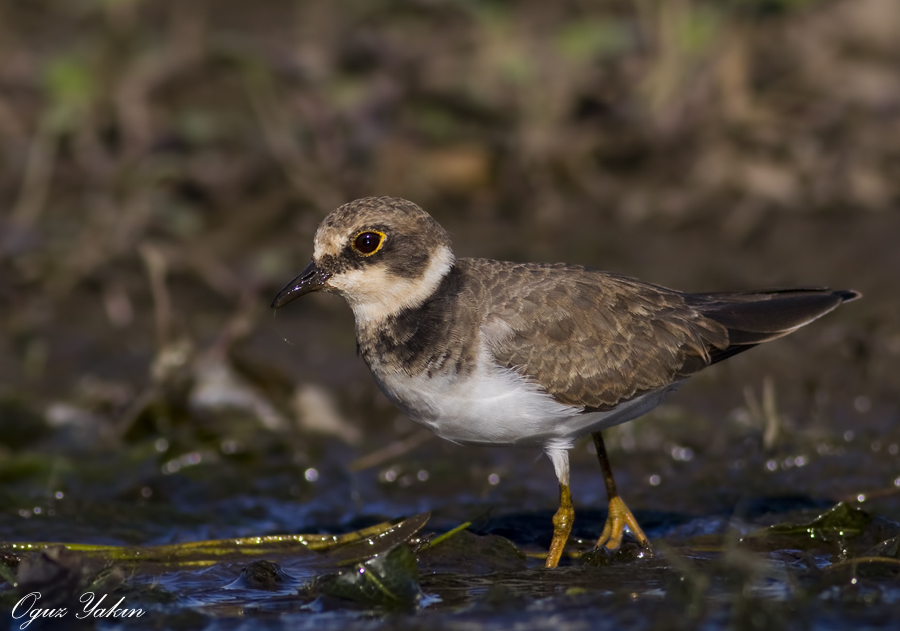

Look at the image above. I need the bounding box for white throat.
[331,245,455,326]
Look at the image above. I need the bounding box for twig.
[139,243,174,350]
[9,116,58,230]
[761,376,781,449]
[349,428,436,472]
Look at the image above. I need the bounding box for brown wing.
[684,287,860,364]
[467,260,730,410]
[467,258,859,410]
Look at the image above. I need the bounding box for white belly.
[368,345,680,450]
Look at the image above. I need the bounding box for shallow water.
[3,374,899,630]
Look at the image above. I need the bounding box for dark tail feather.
[685,287,861,365]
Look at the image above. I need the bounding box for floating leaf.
[318,543,421,610]
[863,535,900,559]
[326,512,431,566]
[0,513,431,568]
[760,502,872,540]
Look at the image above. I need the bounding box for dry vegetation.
[0,0,897,434]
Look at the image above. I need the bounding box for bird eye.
[352,231,385,256]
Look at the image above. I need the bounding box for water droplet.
[670,446,694,461]
[304,468,319,482]
[649,474,661,486]
[488,473,500,485]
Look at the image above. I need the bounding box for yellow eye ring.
[352,230,386,256]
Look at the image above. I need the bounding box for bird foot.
[595,496,651,551]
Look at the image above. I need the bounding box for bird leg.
[545,448,574,568]
[546,482,574,568]
[592,431,650,551]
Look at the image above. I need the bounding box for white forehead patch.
[313,226,347,260]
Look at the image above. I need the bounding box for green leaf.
[760,502,872,539]
[319,542,421,609]
[43,55,97,129]
[0,512,431,568]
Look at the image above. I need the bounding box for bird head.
[271,197,455,325]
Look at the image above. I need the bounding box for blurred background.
[0,0,898,549]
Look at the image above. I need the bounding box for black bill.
[271,260,332,309]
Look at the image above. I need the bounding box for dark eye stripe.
[353,231,385,256]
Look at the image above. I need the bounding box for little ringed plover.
[272,196,860,568]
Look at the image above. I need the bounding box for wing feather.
[465,261,728,410]
[458,260,857,411]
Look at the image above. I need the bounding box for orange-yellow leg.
[544,448,575,568]
[546,482,574,568]
[592,432,651,551]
